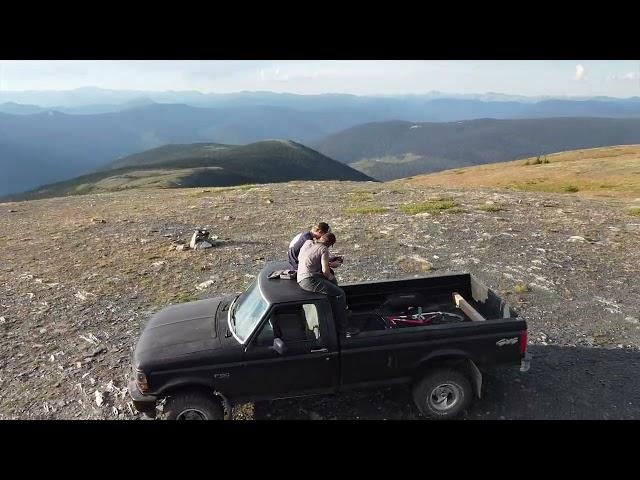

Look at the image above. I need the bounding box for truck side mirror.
[272,338,287,355]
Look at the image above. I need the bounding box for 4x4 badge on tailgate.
[214,373,230,379]
[496,338,518,346]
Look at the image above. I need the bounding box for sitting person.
[297,233,358,336]
[288,222,330,271]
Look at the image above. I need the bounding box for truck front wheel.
[163,390,224,420]
[413,369,472,419]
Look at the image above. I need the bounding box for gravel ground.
[0,181,638,419]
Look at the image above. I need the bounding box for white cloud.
[574,64,586,81]
[606,71,639,81]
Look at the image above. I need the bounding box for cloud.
[258,65,319,83]
[574,64,586,81]
[606,71,639,82]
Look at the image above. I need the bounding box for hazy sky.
[1,60,639,97]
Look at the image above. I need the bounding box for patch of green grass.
[447,207,466,214]
[524,156,550,166]
[478,203,504,212]
[235,184,257,191]
[400,199,457,214]
[563,185,580,193]
[513,283,530,294]
[344,206,388,215]
[349,190,376,202]
[626,207,640,217]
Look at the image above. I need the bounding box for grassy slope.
[7,140,373,200]
[312,118,640,181]
[398,145,640,199]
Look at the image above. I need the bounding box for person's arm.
[321,250,334,280]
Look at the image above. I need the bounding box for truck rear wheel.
[163,390,224,420]
[413,369,472,419]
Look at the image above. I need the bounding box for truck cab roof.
[258,261,328,305]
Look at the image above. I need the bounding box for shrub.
[478,203,504,212]
[564,185,580,193]
[513,283,530,294]
[626,207,640,217]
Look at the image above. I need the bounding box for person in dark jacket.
[288,222,330,270]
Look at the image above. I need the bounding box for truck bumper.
[520,352,532,372]
[128,380,158,416]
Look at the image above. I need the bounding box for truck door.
[240,300,338,399]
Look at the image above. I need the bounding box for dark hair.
[312,222,330,234]
[313,222,331,233]
[319,232,336,246]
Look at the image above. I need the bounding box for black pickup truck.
[128,261,530,420]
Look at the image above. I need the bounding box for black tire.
[412,369,472,420]
[163,390,224,420]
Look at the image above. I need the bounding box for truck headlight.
[136,370,150,394]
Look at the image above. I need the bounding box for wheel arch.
[415,351,482,399]
[158,379,232,419]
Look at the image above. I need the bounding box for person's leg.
[299,277,349,332]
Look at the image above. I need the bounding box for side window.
[262,303,322,344]
[302,304,320,340]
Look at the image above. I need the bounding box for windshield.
[229,280,269,344]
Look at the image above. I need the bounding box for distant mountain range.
[2,86,640,110]
[311,118,640,180]
[5,140,372,200]
[0,97,156,115]
[5,89,640,195]
[0,103,377,195]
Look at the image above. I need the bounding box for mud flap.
[214,390,232,420]
[520,352,532,373]
[465,359,483,399]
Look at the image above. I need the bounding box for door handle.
[311,348,328,353]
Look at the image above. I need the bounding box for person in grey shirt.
[297,233,358,336]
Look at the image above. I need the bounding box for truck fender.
[156,377,215,397]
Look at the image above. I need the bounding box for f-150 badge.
[496,338,518,346]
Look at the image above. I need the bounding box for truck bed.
[342,272,514,332]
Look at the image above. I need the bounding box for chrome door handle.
[311,348,328,353]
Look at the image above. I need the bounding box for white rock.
[197,279,215,290]
[396,255,433,271]
[567,236,587,243]
[94,390,104,407]
[74,290,96,301]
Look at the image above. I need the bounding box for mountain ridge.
[4,140,373,201]
[311,117,640,180]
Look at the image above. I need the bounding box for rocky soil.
[1,181,639,420]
